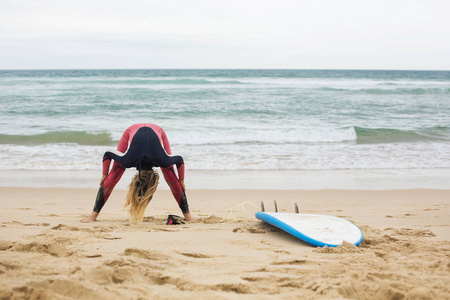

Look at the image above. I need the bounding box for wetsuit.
[93,123,188,214]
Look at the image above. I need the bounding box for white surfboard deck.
[255,212,363,247]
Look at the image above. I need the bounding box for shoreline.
[1,168,450,190]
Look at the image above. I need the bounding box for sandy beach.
[1,184,449,299]
[2,1,450,298]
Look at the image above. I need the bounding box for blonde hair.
[124,170,159,222]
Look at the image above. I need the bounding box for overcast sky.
[1,0,449,70]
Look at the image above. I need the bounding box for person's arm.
[87,128,130,222]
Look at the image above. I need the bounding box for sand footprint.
[13,242,72,257]
[211,283,253,294]
[233,225,266,234]
[193,215,227,224]
[0,240,15,251]
[178,252,211,258]
[271,259,308,265]
[384,228,435,237]
[122,248,172,261]
[20,278,102,299]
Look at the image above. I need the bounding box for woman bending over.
[87,123,193,222]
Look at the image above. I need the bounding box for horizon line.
[1,68,449,72]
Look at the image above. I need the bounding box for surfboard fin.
[261,201,265,212]
[295,203,299,214]
[274,200,278,213]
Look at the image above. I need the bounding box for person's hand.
[100,174,107,186]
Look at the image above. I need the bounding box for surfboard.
[255,211,363,247]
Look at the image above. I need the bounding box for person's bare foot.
[84,211,99,222]
[183,212,194,222]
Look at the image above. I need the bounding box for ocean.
[1,69,449,173]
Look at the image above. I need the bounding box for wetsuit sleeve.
[102,128,131,175]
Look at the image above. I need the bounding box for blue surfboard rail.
[255,211,363,247]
